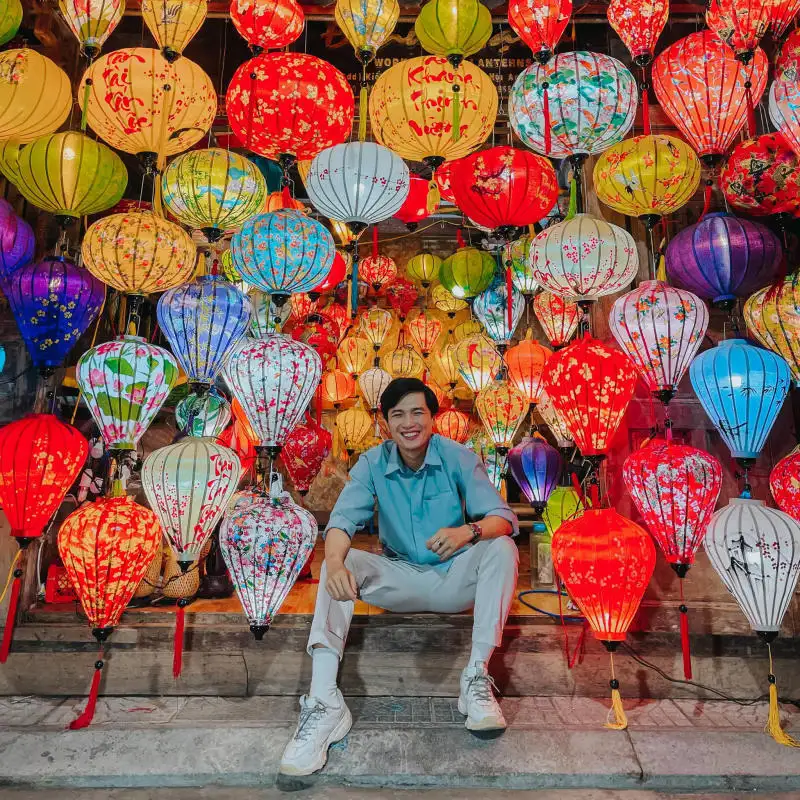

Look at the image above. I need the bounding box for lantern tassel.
[173,602,186,679]
[679,604,692,680]
[358,83,368,143]
[542,82,552,156]
[456,229,466,249]
[505,260,514,332]
[566,177,578,221]
[641,83,651,136]
[0,554,22,664]
[766,644,800,747]
[745,81,756,138]
[452,85,461,142]
[281,184,292,207]
[701,180,713,219]
[605,653,628,731]
[69,657,103,730]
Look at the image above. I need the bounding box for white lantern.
[358,366,392,412]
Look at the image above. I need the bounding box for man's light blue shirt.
[325,434,519,571]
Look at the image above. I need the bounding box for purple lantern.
[0,200,34,278]
[507,436,563,515]
[6,257,105,373]
[665,212,782,310]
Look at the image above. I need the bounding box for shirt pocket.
[421,490,464,529]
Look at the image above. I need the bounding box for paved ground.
[1,792,799,799]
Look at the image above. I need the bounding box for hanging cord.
[0,550,21,606]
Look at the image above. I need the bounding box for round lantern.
[406,252,442,288]
[358,365,392,411]
[339,335,373,377]
[770,446,800,520]
[453,333,501,393]
[610,281,709,405]
[475,381,528,450]
[533,290,579,348]
[439,242,495,299]
[387,344,424,378]
[322,369,356,407]
[176,390,231,438]
[231,211,335,303]
[221,489,318,638]
[157,275,252,389]
[508,0,570,64]
[0,132,127,226]
[141,0,208,61]
[79,48,216,166]
[369,56,498,166]
[77,336,179,452]
[394,173,435,230]
[359,253,398,292]
[537,390,574,449]
[472,276,525,345]
[769,77,800,161]
[505,331,552,407]
[336,404,373,454]
[335,0,399,63]
[6,257,105,374]
[231,0,304,50]
[593,135,701,226]
[542,336,637,460]
[455,319,486,342]
[543,486,583,537]
[508,236,537,295]
[310,250,349,297]
[508,437,562,514]
[705,0,770,63]
[772,0,800,37]
[0,49,71,143]
[359,307,394,350]
[665,212,782,310]
[651,32,768,166]
[290,289,319,322]
[0,0,21,46]
[431,283,469,316]
[414,0,492,67]
[223,334,322,456]
[162,149,267,242]
[690,338,791,466]
[59,0,123,58]
[509,51,637,159]
[385,277,418,321]
[227,53,353,165]
[434,408,471,443]
[529,214,638,302]
[607,0,668,65]
[407,314,442,358]
[281,417,331,495]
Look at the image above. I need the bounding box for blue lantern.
[230,210,335,304]
[157,274,252,390]
[473,275,526,345]
[0,199,34,278]
[507,436,562,514]
[690,338,791,466]
[6,257,105,374]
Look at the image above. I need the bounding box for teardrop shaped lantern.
[473,276,525,345]
[453,333,502,393]
[231,0,305,51]
[705,0,770,63]
[770,446,800,520]
[358,365,392,411]
[439,242,495,300]
[221,489,318,638]
[283,418,332,495]
[337,404,373,454]
[533,290,580,348]
[0,0,21,47]
[505,331,552,407]
[508,0,571,64]
[387,344,424,378]
[543,485,584,537]
[537,390,574,449]
[609,280,709,405]
[607,0,668,66]
[475,381,528,451]
[157,275,252,390]
[508,436,562,514]
[176,390,232,438]
[141,0,208,61]
[434,342,461,392]
[0,199,34,278]
[415,0,492,67]
[434,408,472,443]
[339,335,373,377]
[407,252,442,288]
[690,338,791,467]
[359,307,394,350]
[407,314,443,358]
[59,0,123,59]
[76,336,180,452]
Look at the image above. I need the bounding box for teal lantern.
[175,389,231,438]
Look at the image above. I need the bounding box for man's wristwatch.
[467,522,483,544]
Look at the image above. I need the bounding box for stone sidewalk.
[1,696,799,792]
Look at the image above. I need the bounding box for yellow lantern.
[386,344,425,377]
[336,404,373,455]
[475,381,528,450]
[434,342,461,389]
[79,48,217,170]
[430,282,468,316]
[141,0,208,62]
[338,335,373,377]
[415,0,492,68]
[744,274,800,383]
[369,55,497,168]
[454,318,484,341]
[406,252,442,287]
[593,135,702,227]
[0,132,127,227]
[359,307,394,350]
[453,333,501,392]
[0,49,72,143]
[59,0,124,59]
[407,313,443,357]
[162,148,266,242]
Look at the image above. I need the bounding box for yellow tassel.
[656,254,667,283]
[427,180,441,214]
[527,224,535,237]
[358,85,368,143]
[605,688,628,730]
[766,647,800,747]
[500,478,507,501]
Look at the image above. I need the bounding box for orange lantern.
[407,313,443,357]
[265,188,306,214]
[706,0,770,63]
[533,290,580,348]
[505,331,552,407]
[290,293,319,321]
[508,0,571,64]
[607,0,668,67]
[475,381,528,451]
[434,407,472,443]
[322,368,356,406]
[230,0,305,51]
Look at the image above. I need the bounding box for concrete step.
[1,696,799,792]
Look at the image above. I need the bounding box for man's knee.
[483,536,519,572]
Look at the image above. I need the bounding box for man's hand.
[426,525,473,561]
[325,558,358,602]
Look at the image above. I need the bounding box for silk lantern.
[59,0,123,58]
[176,390,231,438]
[415,0,491,67]
[322,369,356,407]
[772,0,800,37]
[537,390,573,449]
[77,336,179,451]
[339,335,373,376]
[706,0,770,63]
[473,277,525,345]
[310,250,349,298]
[336,404,373,455]
[0,0,21,46]
[665,213,783,310]
[231,0,304,51]
[221,489,318,638]
[283,310,340,363]
[454,319,484,341]
[358,365,392,411]
[407,314,443,358]
[543,486,583,537]
[610,281,708,405]
[406,252,442,288]
[454,333,501,392]
[385,277,418,321]
[475,381,528,451]
[57,491,161,728]
[249,289,292,336]
[434,408,472,443]
[283,418,332,495]
[359,307,394,350]
[508,0,570,64]
[607,0,668,66]
[769,76,800,161]
[533,290,579,348]
[359,254,398,292]
[335,0,399,63]
[162,149,267,242]
[0,199,33,278]
[387,344,424,378]
[395,173,435,230]
[508,437,562,514]
[434,341,463,391]
[440,236,495,299]
[141,0,208,61]
[770,446,800,520]
[289,293,318,323]
[505,331,552,407]
[157,275,252,389]
[431,283,469,316]
[507,236,538,295]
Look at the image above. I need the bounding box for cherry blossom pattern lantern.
[607,0,668,66]
[282,418,332,495]
[508,0,571,64]
[705,497,800,746]
[176,391,231,438]
[508,436,562,515]
[0,199,34,278]
[359,253,398,294]
[453,333,502,393]
[230,0,304,51]
[226,53,353,167]
[505,331,552,409]
[623,439,722,678]
[358,365,392,412]
[221,489,318,638]
[609,281,709,406]
[475,381,528,454]
[533,290,580,348]
[705,0,770,63]
[339,335,373,377]
[434,408,472,443]
[651,32,768,167]
[770,446,800,520]
[58,0,123,59]
[141,0,208,62]
[395,173,436,230]
[537,390,574,449]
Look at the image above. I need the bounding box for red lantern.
[231,0,305,51]
[359,228,397,292]
[282,417,332,495]
[290,293,319,321]
[541,335,637,462]
[434,408,472,443]
[770,447,800,520]
[435,160,457,203]
[385,276,418,321]
[772,0,800,38]
[284,311,340,362]
[310,250,348,296]
[322,300,351,341]
[508,0,571,64]
[533,290,580,348]
[394,173,436,230]
[0,414,87,663]
[607,0,668,67]
[706,0,770,62]
[226,53,354,165]
[219,418,258,477]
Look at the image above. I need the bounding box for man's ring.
[434,538,441,547]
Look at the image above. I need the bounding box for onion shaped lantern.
[283,418,332,495]
[176,390,231,438]
[508,436,562,514]
[337,404,373,455]
[505,331,552,406]
[0,199,34,278]
[358,365,392,411]
[770,446,800,520]
[387,344,424,378]
[407,314,442,358]
[439,239,495,300]
[543,486,583,537]
[322,369,356,407]
[58,0,123,59]
[0,0,21,47]
[607,0,668,66]
[705,0,770,63]
[537,390,573,449]
[533,290,579,348]
[453,333,501,393]
[508,0,571,64]
[415,0,491,67]
[434,408,472,443]
[231,0,304,51]
[472,276,525,345]
[339,335,373,377]
[475,381,528,451]
[406,252,442,288]
[141,0,208,61]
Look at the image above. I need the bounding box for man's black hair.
[380,377,439,418]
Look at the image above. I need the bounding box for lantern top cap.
[728,497,765,507]
[118,335,148,344]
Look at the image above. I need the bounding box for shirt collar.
[384,435,441,476]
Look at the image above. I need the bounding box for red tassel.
[589,482,600,508]
[372,225,379,259]
[173,603,185,679]
[679,604,692,680]
[456,229,466,249]
[315,385,323,425]
[570,472,588,508]
[0,573,22,663]
[542,82,552,156]
[69,660,103,730]
[505,263,514,333]
[642,86,651,135]
[745,81,756,138]
[701,181,712,218]
[281,185,292,207]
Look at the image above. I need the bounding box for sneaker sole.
[279,707,353,777]
[457,696,507,731]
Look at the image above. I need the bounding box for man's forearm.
[468,515,513,539]
[324,527,352,565]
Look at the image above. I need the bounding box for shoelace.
[293,700,328,743]
[466,673,499,706]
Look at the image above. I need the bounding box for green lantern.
[439,245,494,299]
[508,235,538,294]
[415,0,492,68]
[406,252,442,288]
[542,486,584,538]
[0,0,22,46]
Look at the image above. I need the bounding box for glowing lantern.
[284,310,340,363]
[440,239,495,300]
[231,211,335,303]
[475,381,528,449]
[162,149,267,242]
[264,189,305,215]
[338,336,372,377]
[322,369,356,406]
[0,199,33,278]
[0,132,127,226]
[690,338,791,466]
[508,437,562,514]
[533,290,579,348]
[311,250,349,297]
[141,0,208,61]
[434,408,471,443]
[542,336,637,460]
[542,486,583,537]
[289,293,318,322]
[359,253,398,292]
[651,32,768,166]
[706,0,770,62]
[407,314,443,357]
[607,0,668,66]
[537,390,573,448]
[0,50,71,143]
[406,252,442,288]
[665,213,782,310]
[223,334,322,455]
[0,0,21,46]
[226,53,353,165]
[431,283,469,315]
[385,276,418,321]
[59,0,123,58]
[336,404,373,454]
[79,49,216,166]
[176,391,231,438]
[508,236,538,295]
[358,366,392,411]
[221,489,318,638]
[57,492,161,728]
[530,214,638,302]
[453,333,501,392]
[415,0,491,67]
[508,0,571,64]
[231,0,304,50]
[387,344,425,378]
[610,281,708,405]
[505,332,552,407]
[369,56,498,166]
[472,277,525,345]
[772,0,800,37]
[593,135,701,226]
[454,318,485,342]
[434,343,461,390]
[770,447,800,519]
[359,307,394,350]
[395,173,435,230]
[323,301,350,342]
[283,418,332,495]
[768,77,800,161]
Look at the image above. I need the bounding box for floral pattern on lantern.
[59,0,123,57]
[385,276,418,320]
[360,253,398,292]
[473,276,525,344]
[453,334,501,393]
[335,0,399,61]
[533,290,580,348]
[475,381,528,449]
[706,0,770,62]
[508,0,571,63]
[505,331,552,406]
[434,408,472,443]
[231,0,304,50]
[769,77,800,161]
[283,419,332,495]
[339,335,373,376]
[359,307,394,349]
[607,0,668,65]
[358,365,392,411]
[176,391,231,438]
[537,390,574,448]
[407,314,442,357]
[770,446,800,520]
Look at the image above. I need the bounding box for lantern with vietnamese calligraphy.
[415,0,491,68]
[508,436,562,514]
[358,365,392,411]
[0,199,33,278]
[475,381,528,451]
[407,253,442,288]
[231,0,304,51]
[505,332,552,407]
[339,335,373,377]
[453,333,501,393]
[440,241,495,300]
[141,0,208,61]
[770,446,800,520]
[434,408,471,443]
[176,390,231,438]
[387,344,424,378]
[407,314,442,358]
[337,404,373,455]
[533,290,579,348]
[0,0,21,46]
[607,0,668,66]
[508,0,570,64]
[59,0,123,59]
[283,418,332,495]
[473,277,525,345]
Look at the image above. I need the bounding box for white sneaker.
[458,661,507,732]
[279,691,353,776]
